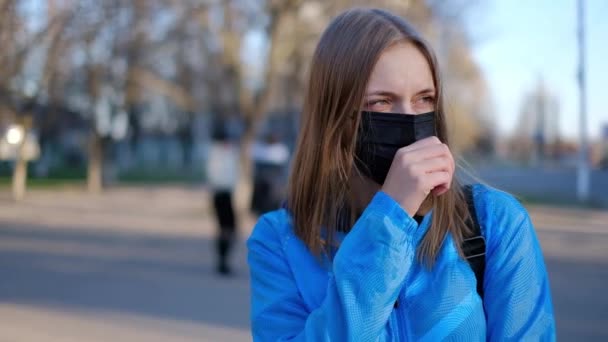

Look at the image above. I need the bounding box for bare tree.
[0,0,75,200]
[0,0,490,204]
[57,0,202,192]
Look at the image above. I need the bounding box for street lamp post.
[576,0,590,202]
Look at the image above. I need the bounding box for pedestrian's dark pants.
[212,191,236,275]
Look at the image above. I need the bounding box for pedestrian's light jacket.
[247,184,556,341]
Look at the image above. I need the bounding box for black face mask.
[355,111,436,185]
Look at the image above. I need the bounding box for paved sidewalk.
[0,186,253,342]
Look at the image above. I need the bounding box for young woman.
[248,8,555,341]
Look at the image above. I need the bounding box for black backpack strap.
[462,184,486,300]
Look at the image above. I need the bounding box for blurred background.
[0,0,606,341]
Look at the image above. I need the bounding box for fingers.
[398,140,454,167]
[423,171,451,194]
[397,140,454,195]
[409,155,453,175]
[415,160,452,196]
[431,184,450,196]
[400,152,454,180]
[380,136,455,216]
[399,136,442,153]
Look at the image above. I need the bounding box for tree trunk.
[235,128,255,214]
[12,143,28,202]
[87,132,103,193]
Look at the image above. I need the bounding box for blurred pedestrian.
[250,133,290,216]
[207,121,239,276]
[247,8,555,340]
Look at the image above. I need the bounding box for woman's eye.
[413,96,436,111]
[420,96,436,104]
[366,99,391,109]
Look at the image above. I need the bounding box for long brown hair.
[287,8,473,267]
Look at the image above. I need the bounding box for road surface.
[0,186,605,341]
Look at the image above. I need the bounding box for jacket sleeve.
[247,191,422,341]
[479,189,556,341]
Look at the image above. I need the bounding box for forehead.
[366,42,435,93]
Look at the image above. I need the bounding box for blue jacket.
[247,184,555,341]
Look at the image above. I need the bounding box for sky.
[468,0,608,140]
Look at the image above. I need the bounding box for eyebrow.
[365,88,436,97]
[365,90,399,97]
[415,88,436,96]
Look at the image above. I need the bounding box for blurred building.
[600,123,608,169]
[509,80,562,166]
